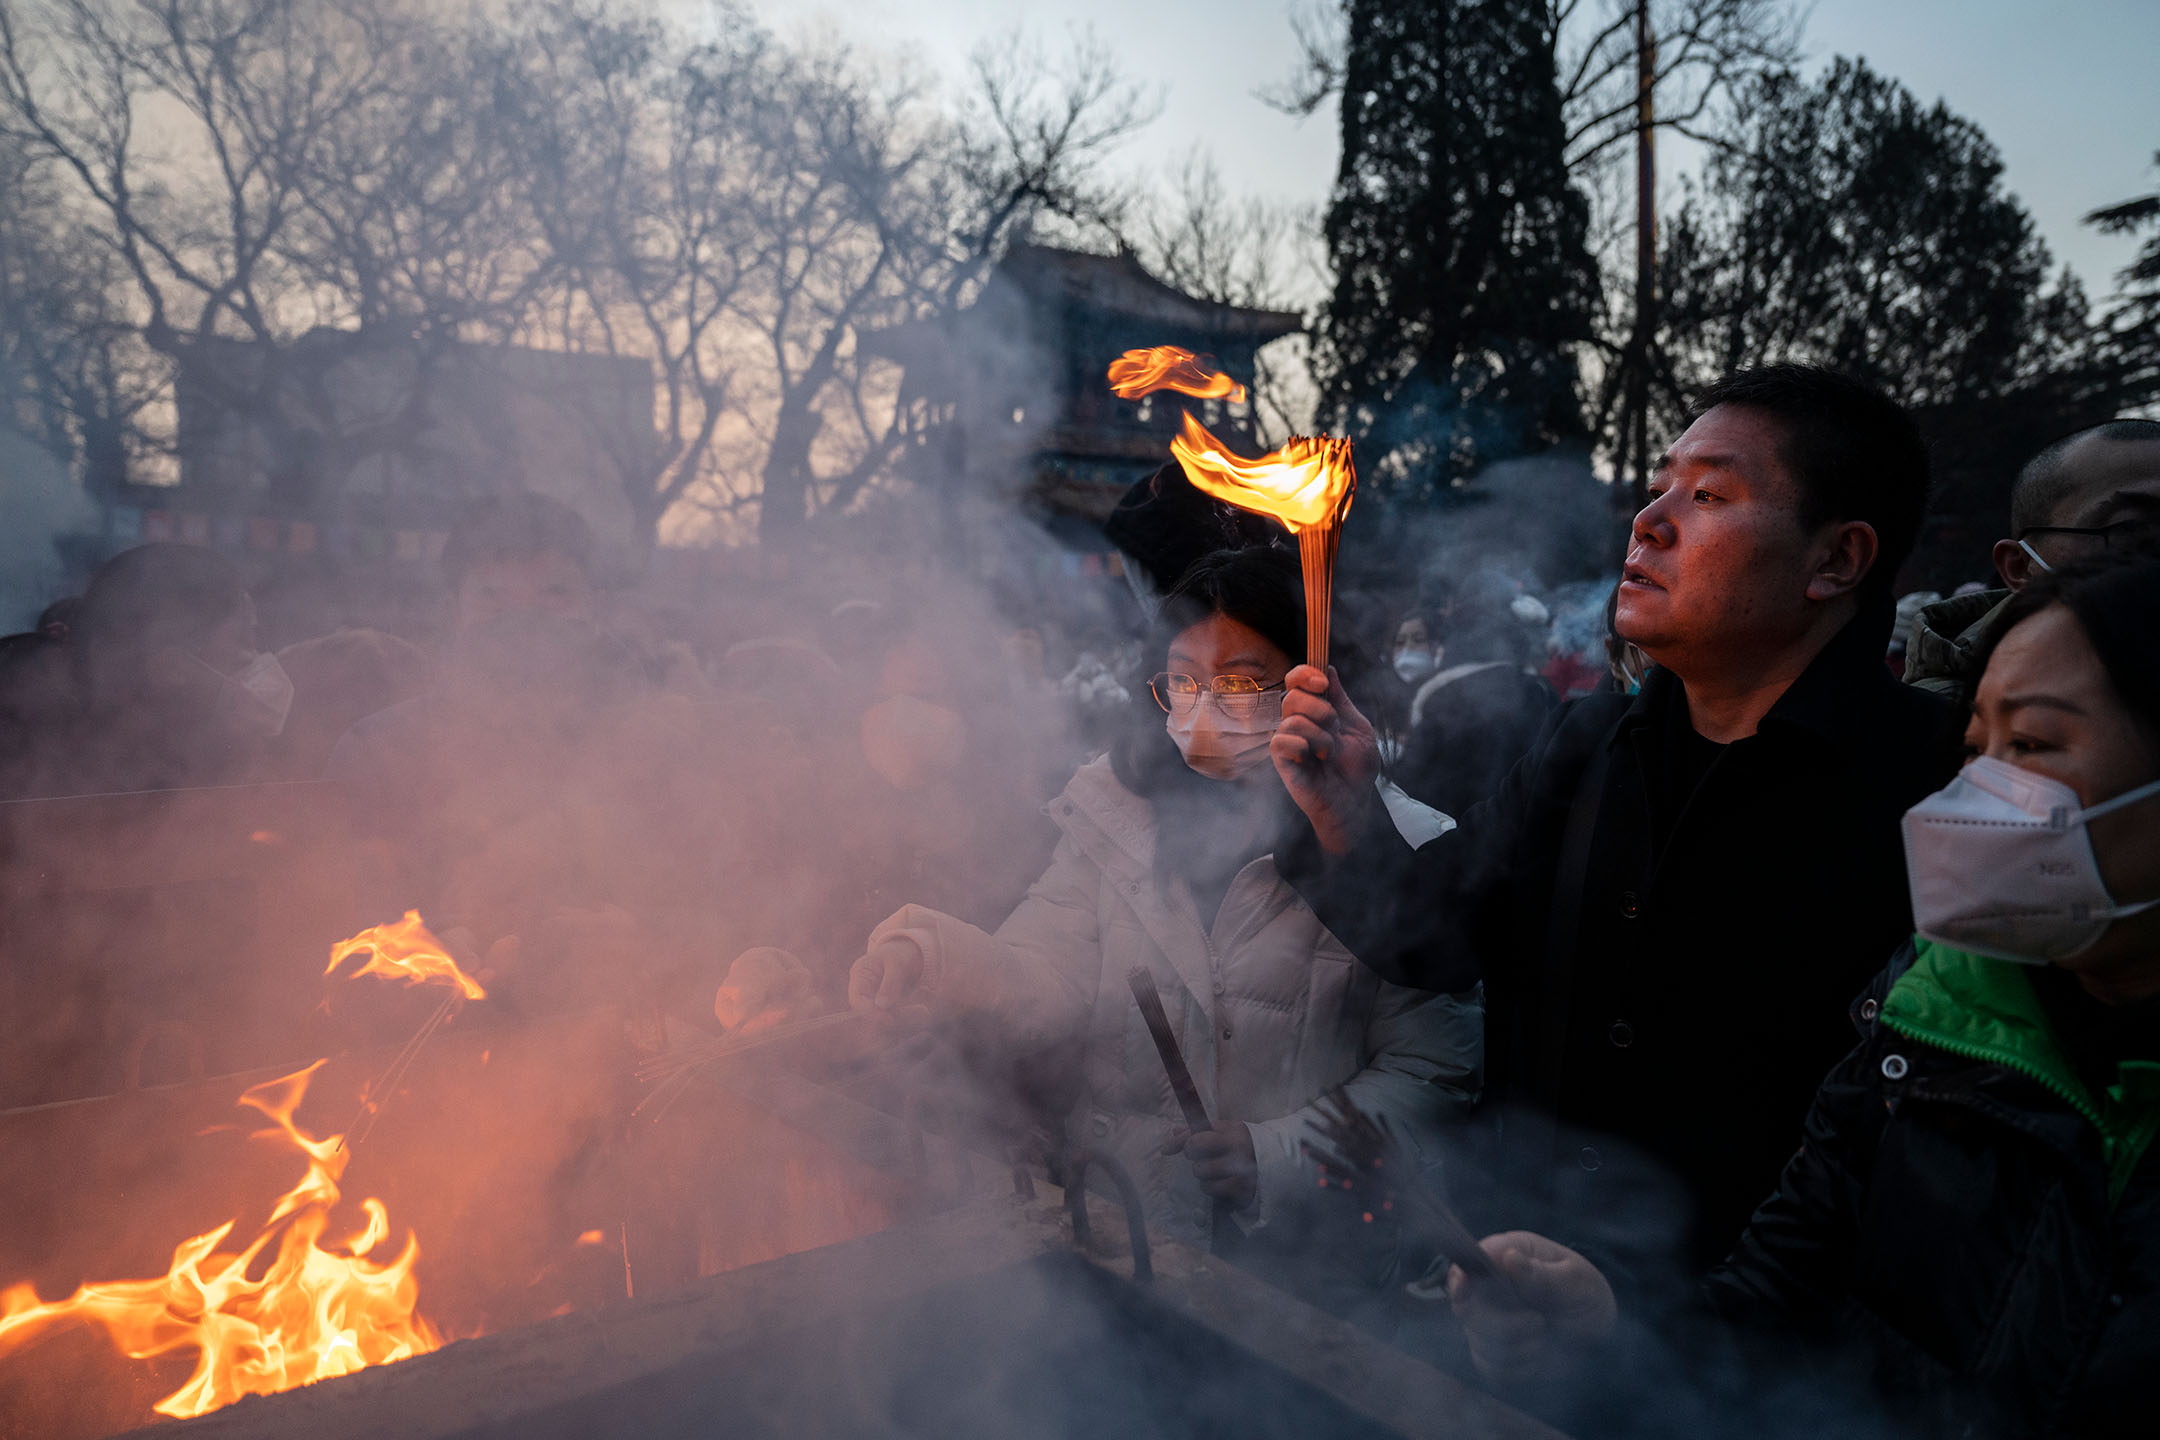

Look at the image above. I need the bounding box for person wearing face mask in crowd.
[1445,550,2160,1439]
[841,547,1481,1323]
[1354,608,1440,769]
[14,543,291,798]
[1390,570,1557,818]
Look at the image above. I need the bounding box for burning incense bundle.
[1103,345,1357,669]
[323,912,488,1151]
[1169,421,1355,669]
[1301,1088,1517,1295]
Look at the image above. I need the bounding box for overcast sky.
[733,0,2159,303]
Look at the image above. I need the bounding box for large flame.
[1169,413,1357,669]
[327,911,486,1000]
[0,1061,443,1418]
[1169,413,1355,534]
[1107,345,1247,404]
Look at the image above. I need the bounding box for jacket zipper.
[1876,1012,2148,1205]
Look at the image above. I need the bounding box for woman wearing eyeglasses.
[846,546,1481,1319]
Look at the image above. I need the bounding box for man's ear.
[1805,521,1880,602]
[1993,537,2035,590]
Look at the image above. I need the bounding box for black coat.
[1705,944,2160,1438]
[1392,663,1557,819]
[1282,606,1962,1266]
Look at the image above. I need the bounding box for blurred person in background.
[1907,418,2160,700]
[1270,366,1962,1286]
[1445,551,2160,1440]
[324,494,667,1009]
[1886,587,1942,677]
[841,547,1481,1322]
[1353,604,1441,767]
[263,628,432,782]
[1391,570,1557,818]
[22,543,289,797]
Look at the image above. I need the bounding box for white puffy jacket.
[869,757,1482,1298]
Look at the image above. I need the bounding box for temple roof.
[993,244,1304,340]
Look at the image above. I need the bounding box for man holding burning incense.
[1271,366,1962,1278]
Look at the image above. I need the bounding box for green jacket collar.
[1882,939,2160,1205]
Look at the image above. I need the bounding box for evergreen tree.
[2087,151,2160,405]
[1314,0,1600,505]
[1657,59,2140,585]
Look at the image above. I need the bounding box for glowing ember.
[0,1062,443,1419]
[1169,413,1357,668]
[1107,345,1247,404]
[327,911,487,1000]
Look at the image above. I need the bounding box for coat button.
[1213,980,1225,996]
[1881,1054,1909,1081]
[1619,891,1640,920]
[1608,1021,1635,1049]
[1092,1115,1110,1137]
[1579,1146,1602,1171]
[1221,1023,1233,1040]
[1859,999,1880,1022]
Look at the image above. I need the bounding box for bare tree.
[0,0,552,510]
[0,128,153,487]
[1133,149,1319,444]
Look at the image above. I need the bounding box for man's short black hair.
[441,493,595,592]
[1691,365,1930,599]
[2010,419,2160,538]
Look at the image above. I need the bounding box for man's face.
[455,552,592,636]
[1615,405,1831,673]
[2003,437,2160,587]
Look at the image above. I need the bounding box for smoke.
[0,8,1976,1440]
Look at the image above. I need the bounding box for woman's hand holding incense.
[1164,1122,1259,1210]
[847,936,928,1013]
[1272,665,1382,855]
[1447,1231,1617,1390]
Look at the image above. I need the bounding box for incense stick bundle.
[1299,524,1336,670]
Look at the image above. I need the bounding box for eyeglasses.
[1149,672,1287,718]
[2016,518,2160,551]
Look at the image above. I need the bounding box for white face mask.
[1166,693,1282,781]
[197,650,294,739]
[2017,538,2054,576]
[1902,756,2160,963]
[1392,647,1437,685]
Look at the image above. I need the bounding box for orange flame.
[1107,346,1247,404]
[327,912,486,1001]
[1169,413,1355,534]
[0,1062,443,1419]
[1170,413,1357,668]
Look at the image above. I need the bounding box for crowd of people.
[2,365,2158,1436]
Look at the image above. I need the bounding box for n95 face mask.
[1902,756,2160,963]
[1166,693,1282,781]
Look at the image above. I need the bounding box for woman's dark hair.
[1154,546,1306,667]
[1110,545,1302,800]
[1975,550,2160,738]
